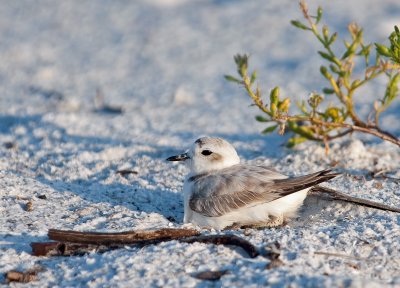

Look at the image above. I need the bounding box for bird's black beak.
[166,152,190,161]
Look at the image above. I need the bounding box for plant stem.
[243,78,271,116]
[284,115,400,146]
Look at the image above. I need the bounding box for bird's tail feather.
[311,185,400,213]
[274,169,341,197]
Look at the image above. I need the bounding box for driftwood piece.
[31,229,259,258]
[31,242,115,256]
[181,235,259,258]
[5,271,37,283]
[48,228,200,244]
[5,266,44,283]
[311,186,400,213]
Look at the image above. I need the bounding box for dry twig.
[31,229,260,258]
[48,228,200,244]
[180,234,259,258]
[31,242,113,256]
[6,271,37,283]
[5,266,44,284]
[311,185,400,213]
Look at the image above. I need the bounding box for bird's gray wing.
[189,166,339,217]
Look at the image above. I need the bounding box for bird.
[166,136,340,230]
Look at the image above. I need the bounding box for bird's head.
[166,136,240,174]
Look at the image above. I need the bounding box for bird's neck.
[189,158,240,175]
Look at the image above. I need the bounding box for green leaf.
[296,101,308,114]
[328,33,337,45]
[325,107,340,120]
[288,122,316,139]
[278,98,290,113]
[297,126,316,139]
[255,85,261,98]
[240,65,247,78]
[318,51,334,62]
[316,6,323,24]
[250,70,257,84]
[384,73,400,106]
[358,44,372,66]
[270,87,280,106]
[341,50,352,59]
[323,88,335,94]
[388,26,400,63]
[358,44,372,57]
[329,64,340,74]
[291,20,310,30]
[351,79,361,89]
[341,44,357,59]
[322,26,329,41]
[287,121,298,131]
[255,115,270,122]
[320,66,331,79]
[262,125,278,134]
[286,136,308,148]
[234,54,248,66]
[234,54,249,77]
[375,43,392,57]
[224,75,242,84]
[270,103,277,117]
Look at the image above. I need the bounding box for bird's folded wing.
[189,167,339,217]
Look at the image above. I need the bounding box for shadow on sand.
[0,113,289,226]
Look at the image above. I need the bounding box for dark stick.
[311,186,400,213]
[31,242,115,256]
[5,266,44,284]
[32,230,259,258]
[180,234,259,258]
[48,228,200,244]
[5,271,37,283]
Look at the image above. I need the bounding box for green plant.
[225,1,400,151]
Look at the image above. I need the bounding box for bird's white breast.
[183,177,308,230]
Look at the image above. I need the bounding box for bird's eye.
[201,150,213,156]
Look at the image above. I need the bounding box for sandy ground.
[1,0,400,287]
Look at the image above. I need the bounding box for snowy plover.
[167,136,339,230]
